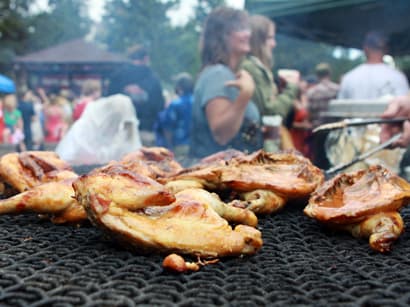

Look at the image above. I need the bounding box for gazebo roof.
[14,38,128,64]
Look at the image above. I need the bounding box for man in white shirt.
[338,31,409,99]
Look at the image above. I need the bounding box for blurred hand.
[225,69,255,101]
[380,95,410,147]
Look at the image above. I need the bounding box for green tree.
[0,0,31,72]
[26,0,91,51]
[97,0,178,83]
[97,0,227,84]
[0,0,92,74]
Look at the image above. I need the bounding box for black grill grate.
[1,203,410,306]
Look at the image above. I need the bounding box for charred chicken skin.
[304,165,410,252]
[0,151,76,195]
[165,150,324,215]
[120,146,184,179]
[73,166,262,258]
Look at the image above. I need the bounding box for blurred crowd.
[0,6,409,172]
[0,80,102,152]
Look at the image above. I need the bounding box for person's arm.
[37,88,51,106]
[206,70,254,145]
[380,95,410,147]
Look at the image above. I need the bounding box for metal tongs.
[313,117,406,176]
[325,132,402,176]
[313,117,408,134]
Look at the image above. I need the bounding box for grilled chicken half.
[165,150,324,215]
[73,165,262,258]
[304,165,410,252]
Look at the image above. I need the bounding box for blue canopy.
[0,74,16,94]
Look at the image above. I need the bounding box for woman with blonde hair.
[190,6,262,158]
[241,15,299,120]
[240,15,302,151]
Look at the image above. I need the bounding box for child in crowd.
[3,94,26,151]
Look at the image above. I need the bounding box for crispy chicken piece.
[0,148,181,224]
[159,149,247,191]
[120,146,184,179]
[163,253,200,272]
[73,168,262,258]
[229,189,286,215]
[199,149,245,165]
[165,150,324,215]
[162,253,219,273]
[174,188,258,227]
[304,165,410,252]
[76,165,176,210]
[0,160,176,224]
[0,178,85,224]
[0,151,82,223]
[222,150,324,198]
[0,151,75,194]
[337,212,404,253]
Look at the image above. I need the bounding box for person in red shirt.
[72,80,102,121]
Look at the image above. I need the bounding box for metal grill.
[1,202,410,306]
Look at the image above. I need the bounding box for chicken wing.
[304,165,410,252]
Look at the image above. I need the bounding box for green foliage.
[0,0,91,74]
[96,0,226,84]
[27,0,91,51]
[96,0,179,84]
[0,0,31,72]
[396,55,410,80]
